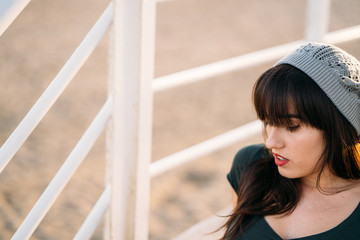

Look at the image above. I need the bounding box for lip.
[273,153,289,166]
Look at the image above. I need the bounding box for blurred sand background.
[0,0,359,239]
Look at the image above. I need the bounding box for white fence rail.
[153,23,360,93]
[0,0,114,239]
[0,2,114,173]
[74,186,111,240]
[1,0,360,239]
[0,0,31,36]
[150,120,263,177]
[12,98,112,239]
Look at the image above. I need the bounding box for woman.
[222,42,360,240]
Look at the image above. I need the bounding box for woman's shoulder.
[233,144,271,168]
[227,144,271,192]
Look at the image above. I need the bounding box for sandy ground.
[0,0,359,239]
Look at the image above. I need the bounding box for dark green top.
[227,144,360,240]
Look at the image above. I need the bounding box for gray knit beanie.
[275,42,360,136]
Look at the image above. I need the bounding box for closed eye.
[286,125,300,132]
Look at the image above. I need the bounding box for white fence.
[0,0,360,239]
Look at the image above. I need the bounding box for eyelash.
[264,121,301,132]
[286,125,300,132]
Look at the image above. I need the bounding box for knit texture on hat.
[275,42,360,135]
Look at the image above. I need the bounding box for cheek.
[280,130,326,178]
[293,132,326,169]
[293,127,325,154]
[302,139,324,159]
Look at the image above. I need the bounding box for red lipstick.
[273,153,289,166]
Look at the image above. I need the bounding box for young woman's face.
[265,118,326,180]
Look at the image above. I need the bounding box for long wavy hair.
[220,64,360,240]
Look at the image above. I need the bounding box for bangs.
[253,64,323,129]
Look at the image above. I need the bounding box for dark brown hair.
[220,64,360,239]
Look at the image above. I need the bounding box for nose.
[265,125,284,150]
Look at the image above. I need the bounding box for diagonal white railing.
[74,186,112,240]
[1,0,360,239]
[0,0,31,36]
[0,1,114,239]
[0,2,114,173]
[152,23,360,93]
[12,98,112,239]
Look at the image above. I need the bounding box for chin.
[277,168,300,179]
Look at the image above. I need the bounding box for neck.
[301,167,359,193]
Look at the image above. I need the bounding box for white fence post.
[305,0,331,41]
[107,0,156,239]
